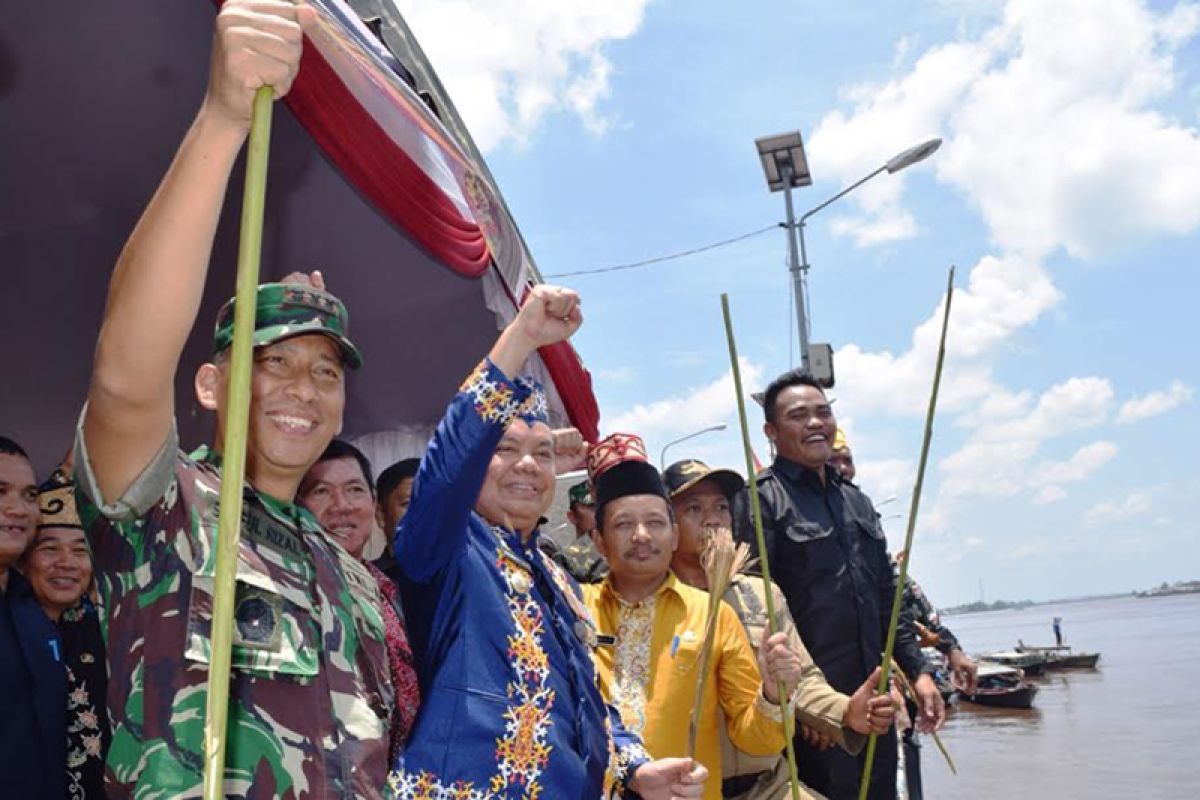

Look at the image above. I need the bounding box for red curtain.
[284,33,492,277]
[539,341,601,443]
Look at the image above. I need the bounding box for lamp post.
[660,423,728,469]
[754,134,942,377]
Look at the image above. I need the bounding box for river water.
[919,592,1200,798]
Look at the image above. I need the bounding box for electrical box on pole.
[808,343,835,388]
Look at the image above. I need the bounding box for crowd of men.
[1,2,980,798]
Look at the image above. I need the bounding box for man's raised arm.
[82,0,313,503]
[396,285,583,581]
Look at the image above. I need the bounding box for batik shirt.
[387,359,650,799]
[74,420,391,799]
[59,599,110,800]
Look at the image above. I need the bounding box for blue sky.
[401,0,1200,605]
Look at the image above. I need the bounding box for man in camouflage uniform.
[894,553,976,800]
[74,3,390,796]
[543,480,608,583]
[664,459,896,800]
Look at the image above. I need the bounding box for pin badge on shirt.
[511,570,532,594]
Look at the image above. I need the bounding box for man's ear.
[763,419,777,445]
[566,507,579,527]
[590,528,606,559]
[670,522,680,553]
[195,363,221,411]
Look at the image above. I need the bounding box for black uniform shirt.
[733,457,929,695]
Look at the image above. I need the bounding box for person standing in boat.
[1053,617,1063,646]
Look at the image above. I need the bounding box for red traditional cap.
[587,433,650,482]
[588,433,669,511]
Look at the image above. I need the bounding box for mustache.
[623,545,662,559]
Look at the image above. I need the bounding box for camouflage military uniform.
[553,534,608,584]
[75,422,391,799]
[901,575,960,655]
[720,574,864,800]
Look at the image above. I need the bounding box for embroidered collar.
[487,518,544,564]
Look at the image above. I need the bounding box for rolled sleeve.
[73,403,178,522]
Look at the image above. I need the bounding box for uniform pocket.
[783,519,833,544]
[185,572,319,679]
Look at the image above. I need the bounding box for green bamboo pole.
[857,265,956,800]
[202,85,275,800]
[721,294,802,800]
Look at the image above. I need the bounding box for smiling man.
[72,2,392,796]
[0,436,66,800]
[27,465,111,800]
[733,370,941,800]
[387,287,706,800]
[582,434,800,800]
[299,440,421,766]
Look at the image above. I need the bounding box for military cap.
[662,459,744,500]
[213,283,363,369]
[567,481,594,507]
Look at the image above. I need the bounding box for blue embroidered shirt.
[387,359,650,799]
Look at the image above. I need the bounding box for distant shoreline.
[943,585,1200,616]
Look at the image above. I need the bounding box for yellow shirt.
[584,573,787,800]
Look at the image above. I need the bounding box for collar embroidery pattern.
[612,595,656,736]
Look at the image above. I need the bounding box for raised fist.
[512,285,583,349]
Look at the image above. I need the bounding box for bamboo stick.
[858,266,956,800]
[686,529,749,759]
[721,294,802,800]
[202,86,275,800]
[889,659,956,776]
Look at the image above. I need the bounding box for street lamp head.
[755,131,814,192]
[885,137,942,174]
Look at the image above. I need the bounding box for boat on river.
[953,664,1039,709]
[978,650,1052,675]
[1015,644,1101,669]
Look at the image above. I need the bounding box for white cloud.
[833,253,1060,417]
[1116,380,1195,423]
[605,360,765,463]
[808,0,1200,257]
[1085,490,1152,525]
[1031,441,1119,485]
[1033,485,1068,505]
[938,379,1115,499]
[396,0,651,151]
[857,458,916,505]
[809,40,988,245]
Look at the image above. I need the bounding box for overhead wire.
[541,225,778,279]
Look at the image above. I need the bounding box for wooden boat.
[979,650,1051,676]
[953,665,1039,709]
[1015,644,1101,669]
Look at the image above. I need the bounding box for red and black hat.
[587,433,669,510]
